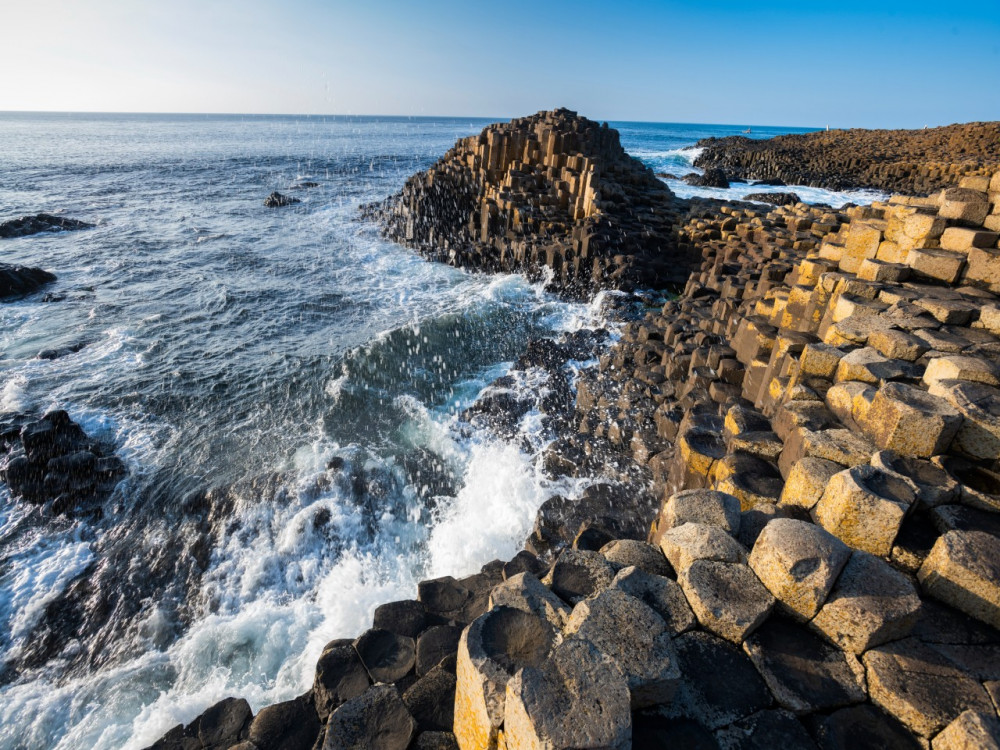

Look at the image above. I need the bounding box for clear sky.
[1,0,998,128]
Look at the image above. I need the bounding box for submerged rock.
[0,262,56,299]
[0,213,94,239]
[742,191,801,205]
[264,191,300,208]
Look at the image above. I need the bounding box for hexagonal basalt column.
[454,606,555,750]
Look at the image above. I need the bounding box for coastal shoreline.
[9,110,1000,750]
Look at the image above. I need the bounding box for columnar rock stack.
[694,122,1000,195]
[148,125,1000,750]
[366,109,690,294]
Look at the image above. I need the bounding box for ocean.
[0,113,883,749]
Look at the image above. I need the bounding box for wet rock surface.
[0,213,94,238]
[0,262,57,298]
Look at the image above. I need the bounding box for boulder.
[778,458,843,512]
[564,588,681,708]
[932,709,1000,750]
[403,664,457,732]
[748,518,851,620]
[918,530,1000,628]
[503,637,631,750]
[609,565,697,634]
[667,631,772,730]
[488,572,571,629]
[247,695,319,750]
[812,704,923,750]
[742,192,801,206]
[373,599,427,638]
[453,606,554,750]
[353,628,416,684]
[660,522,747,573]
[415,625,462,676]
[863,382,963,458]
[541,547,617,604]
[313,639,372,722]
[812,465,915,556]
[810,551,921,654]
[197,697,253,749]
[656,489,742,538]
[863,638,994,738]
[678,560,774,643]
[685,168,731,188]
[0,263,57,298]
[713,709,817,750]
[599,538,673,576]
[323,684,417,750]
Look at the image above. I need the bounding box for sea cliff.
[148,111,1000,750]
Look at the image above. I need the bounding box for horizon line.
[0,108,834,130]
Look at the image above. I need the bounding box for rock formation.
[364,109,690,295]
[0,262,56,299]
[695,122,1000,195]
[0,213,94,239]
[147,118,1000,750]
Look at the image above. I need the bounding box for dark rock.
[290,181,319,189]
[684,168,730,189]
[402,664,456,731]
[413,731,459,750]
[197,697,253,749]
[247,695,320,750]
[714,709,817,749]
[753,178,787,186]
[313,639,371,722]
[415,625,462,676]
[544,547,616,604]
[323,684,417,750]
[742,192,801,206]
[743,617,866,714]
[417,576,471,619]
[264,191,300,208]
[667,631,772,729]
[0,263,57,299]
[353,628,416,684]
[502,550,545,580]
[0,213,93,239]
[372,599,427,639]
[36,342,88,360]
[655,172,680,180]
[632,712,719,750]
[812,704,923,750]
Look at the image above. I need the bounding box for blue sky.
[1,0,997,127]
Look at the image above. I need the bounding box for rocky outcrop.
[364,109,691,295]
[0,410,126,517]
[0,213,94,239]
[683,168,730,189]
[0,262,56,299]
[264,191,300,208]
[743,192,801,206]
[695,122,1000,195]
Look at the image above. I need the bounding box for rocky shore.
[694,122,1000,195]
[145,111,1000,749]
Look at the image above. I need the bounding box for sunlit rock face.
[365,108,692,296]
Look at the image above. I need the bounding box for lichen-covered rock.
[487,572,571,629]
[748,518,851,620]
[564,588,681,707]
[660,522,748,573]
[918,530,1000,629]
[609,565,697,634]
[678,560,774,643]
[810,551,921,654]
[503,637,631,750]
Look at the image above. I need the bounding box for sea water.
[0,113,881,749]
